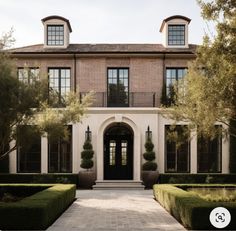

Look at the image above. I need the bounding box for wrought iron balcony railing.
[79,92,158,107]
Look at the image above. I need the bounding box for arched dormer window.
[159,15,191,48]
[41,15,72,48]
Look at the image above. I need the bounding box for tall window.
[165,125,190,173]
[48,126,72,173]
[48,68,71,105]
[165,68,186,105]
[197,127,222,173]
[168,25,185,45]
[17,126,41,173]
[47,25,64,46]
[107,68,129,107]
[18,68,39,84]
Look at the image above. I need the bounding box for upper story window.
[159,15,191,48]
[107,68,129,107]
[18,68,39,84]
[168,25,185,46]
[47,25,64,46]
[42,16,72,48]
[48,68,71,105]
[164,68,187,105]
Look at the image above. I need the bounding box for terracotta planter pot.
[141,171,159,189]
[78,170,96,189]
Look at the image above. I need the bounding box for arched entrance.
[104,123,133,180]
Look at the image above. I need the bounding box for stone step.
[93,180,145,190]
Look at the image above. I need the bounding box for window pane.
[48,126,72,172]
[109,140,116,166]
[121,140,127,166]
[17,126,41,173]
[197,126,222,173]
[168,25,185,46]
[165,125,190,172]
[47,25,64,46]
[48,68,70,105]
[107,68,129,107]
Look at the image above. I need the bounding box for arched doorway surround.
[96,115,141,181]
[104,123,133,180]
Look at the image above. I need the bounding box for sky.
[0,0,215,48]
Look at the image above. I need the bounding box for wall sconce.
[146,125,152,141]
[85,126,92,141]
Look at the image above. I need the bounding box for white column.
[72,124,80,173]
[190,130,197,173]
[9,140,17,173]
[133,133,141,181]
[222,137,230,173]
[96,134,103,180]
[41,135,48,173]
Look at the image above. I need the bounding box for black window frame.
[168,24,185,46]
[17,125,41,173]
[17,67,40,84]
[164,125,190,173]
[48,67,71,106]
[107,68,129,107]
[197,126,222,173]
[164,67,187,105]
[48,125,72,173]
[47,25,64,46]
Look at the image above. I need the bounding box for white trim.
[96,116,141,181]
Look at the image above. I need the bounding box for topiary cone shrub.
[142,138,157,171]
[79,139,96,188]
[80,139,94,170]
[142,138,159,189]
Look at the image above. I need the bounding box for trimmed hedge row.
[0,184,76,230]
[0,173,78,185]
[153,184,236,230]
[158,173,236,184]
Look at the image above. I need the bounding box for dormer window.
[160,15,191,48]
[47,25,64,46]
[168,25,185,46]
[42,15,72,49]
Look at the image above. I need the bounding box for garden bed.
[0,184,76,230]
[153,184,236,230]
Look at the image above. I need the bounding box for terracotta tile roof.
[8,43,197,54]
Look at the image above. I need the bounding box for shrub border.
[0,173,78,186]
[0,184,76,230]
[153,184,236,230]
[158,173,236,184]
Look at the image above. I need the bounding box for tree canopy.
[0,32,93,162]
[166,0,236,139]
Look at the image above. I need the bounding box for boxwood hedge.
[0,173,78,186]
[153,184,236,230]
[0,184,76,230]
[158,173,236,184]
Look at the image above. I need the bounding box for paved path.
[48,190,186,231]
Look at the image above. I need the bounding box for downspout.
[73,53,77,92]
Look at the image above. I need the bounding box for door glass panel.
[121,140,127,166]
[109,140,116,166]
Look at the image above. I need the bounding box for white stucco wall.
[8,108,230,176]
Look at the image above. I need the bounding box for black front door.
[104,133,133,180]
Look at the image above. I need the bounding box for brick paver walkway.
[48,190,186,231]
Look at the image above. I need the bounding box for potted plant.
[141,138,159,188]
[78,138,96,188]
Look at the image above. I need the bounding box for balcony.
[80,92,158,107]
